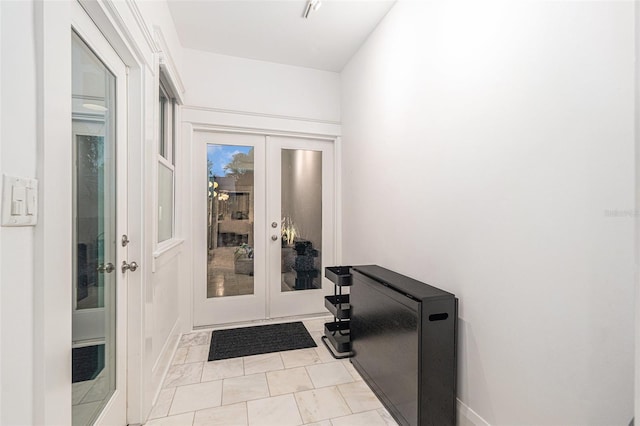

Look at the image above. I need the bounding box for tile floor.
[145,318,399,426]
[72,366,109,426]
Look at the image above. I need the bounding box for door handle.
[121,260,139,273]
[97,263,115,274]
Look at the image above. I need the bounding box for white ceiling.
[167,0,397,72]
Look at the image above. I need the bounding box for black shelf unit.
[324,294,350,319]
[322,266,354,359]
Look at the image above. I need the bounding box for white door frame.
[192,127,337,327]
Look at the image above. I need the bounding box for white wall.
[0,3,3,422]
[636,1,640,420]
[182,48,341,123]
[341,1,634,424]
[0,2,37,424]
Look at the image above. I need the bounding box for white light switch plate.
[2,174,38,227]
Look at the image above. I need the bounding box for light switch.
[26,187,36,216]
[11,186,26,216]
[2,174,38,227]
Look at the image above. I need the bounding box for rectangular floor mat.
[208,321,317,361]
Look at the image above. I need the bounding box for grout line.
[166,387,177,419]
[335,384,350,412]
[265,370,275,397]
[291,390,305,425]
[220,377,226,407]
[332,385,352,416]
[199,357,206,383]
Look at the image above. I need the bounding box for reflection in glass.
[75,135,106,310]
[281,149,322,292]
[72,31,116,426]
[207,144,255,298]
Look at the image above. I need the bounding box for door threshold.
[193,312,333,332]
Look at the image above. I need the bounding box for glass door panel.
[71,31,117,426]
[207,144,255,298]
[280,149,323,292]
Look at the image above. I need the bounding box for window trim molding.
[154,46,182,248]
[155,26,184,104]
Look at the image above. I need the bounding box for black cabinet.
[350,265,457,426]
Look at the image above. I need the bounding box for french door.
[71,3,128,425]
[193,131,335,326]
[267,136,336,318]
[194,132,268,325]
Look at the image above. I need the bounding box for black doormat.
[72,344,105,383]
[208,321,317,361]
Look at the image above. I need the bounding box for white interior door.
[267,136,335,318]
[71,3,128,425]
[193,132,334,327]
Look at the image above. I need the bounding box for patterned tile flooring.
[145,318,399,426]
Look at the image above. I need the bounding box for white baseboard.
[458,398,490,426]
[152,317,182,375]
[150,318,182,404]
